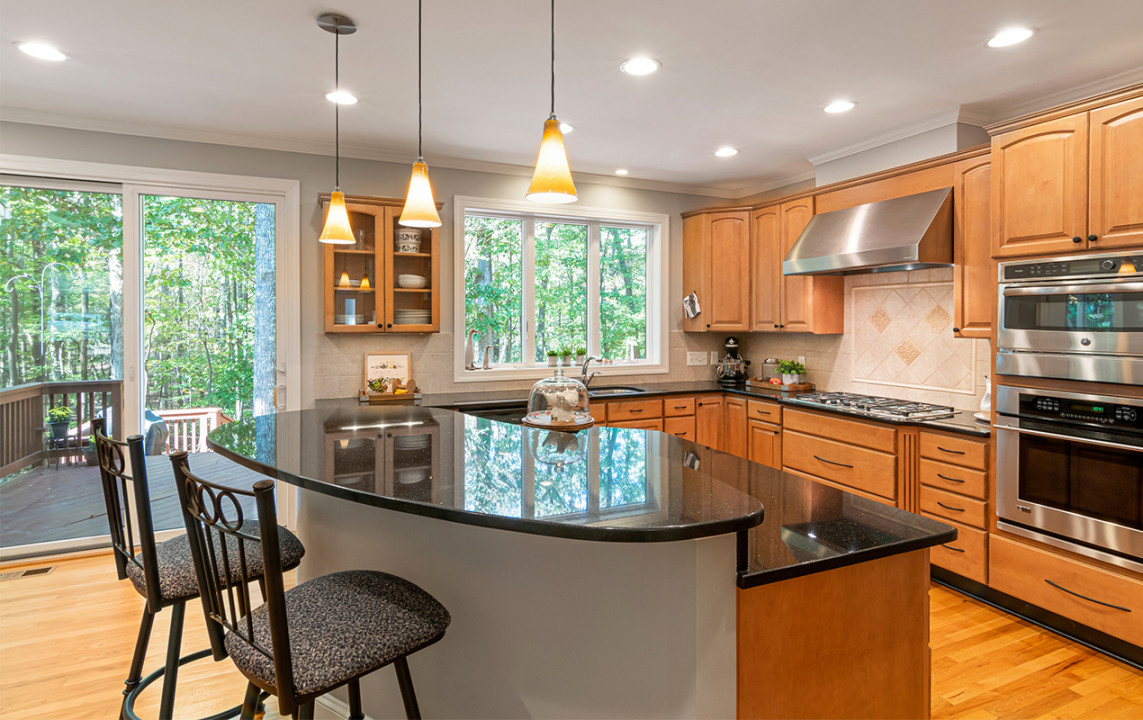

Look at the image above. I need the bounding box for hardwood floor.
[1,552,1140,719]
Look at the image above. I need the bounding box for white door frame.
[0,154,303,540]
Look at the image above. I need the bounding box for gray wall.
[1,121,730,402]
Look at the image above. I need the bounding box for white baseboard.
[316,692,373,720]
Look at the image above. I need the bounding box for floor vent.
[0,566,56,581]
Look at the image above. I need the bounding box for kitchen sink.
[587,386,645,397]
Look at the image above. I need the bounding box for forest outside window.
[457,198,666,380]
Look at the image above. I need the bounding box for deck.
[0,452,268,549]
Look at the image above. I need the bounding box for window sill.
[453,362,669,384]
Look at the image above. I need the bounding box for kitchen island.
[209,405,954,719]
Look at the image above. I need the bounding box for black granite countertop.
[209,405,956,586]
[422,380,991,437]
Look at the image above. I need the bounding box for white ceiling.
[2,0,1143,198]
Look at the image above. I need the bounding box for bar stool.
[170,451,451,720]
[93,419,306,720]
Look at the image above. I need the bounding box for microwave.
[996,251,1143,384]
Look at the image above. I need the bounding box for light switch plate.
[797,355,806,365]
[711,351,720,364]
[687,351,707,366]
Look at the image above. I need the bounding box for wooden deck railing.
[160,407,234,454]
[0,379,123,476]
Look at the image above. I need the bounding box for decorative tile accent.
[852,282,976,395]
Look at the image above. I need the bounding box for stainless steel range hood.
[782,186,953,276]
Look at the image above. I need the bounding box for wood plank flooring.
[1,552,1141,719]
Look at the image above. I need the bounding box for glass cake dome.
[522,368,594,430]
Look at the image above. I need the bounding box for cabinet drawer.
[784,409,896,453]
[924,517,988,584]
[919,458,987,500]
[663,397,696,417]
[919,485,987,529]
[783,430,897,500]
[919,431,988,471]
[747,399,781,424]
[990,535,1143,648]
[663,415,695,440]
[609,418,663,432]
[607,399,662,422]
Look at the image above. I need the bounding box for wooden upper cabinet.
[992,112,1089,257]
[953,157,993,339]
[751,206,782,332]
[1088,96,1143,249]
[682,210,751,332]
[780,199,817,333]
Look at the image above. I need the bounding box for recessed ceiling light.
[559,121,575,134]
[715,146,739,158]
[615,169,629,176]
[987,26,1035,48]
[325,89,358,105]
[17,42,67,62]
[824,100,856,114]
[620,57,661,76]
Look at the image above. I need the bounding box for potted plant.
[776,360,806,386]
[46,405,73,441]
[558,347,573,366]
[546,349,558,367]
[83,437,98,466]
[574,347,587,364]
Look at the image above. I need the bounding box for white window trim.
[453,195,669,383]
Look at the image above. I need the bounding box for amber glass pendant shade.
[399,159,442,228]
[320,190,355,244]
[527,116,577,204]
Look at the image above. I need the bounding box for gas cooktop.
[793,392,956,420]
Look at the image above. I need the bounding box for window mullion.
[587,222,601,358]
[522,218,536,366]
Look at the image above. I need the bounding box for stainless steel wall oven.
[996,251,1143,384]
[995,385,1143,573]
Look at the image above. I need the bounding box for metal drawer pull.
[628,409,644,413]
[755,410,771,416]
[1044,579,1132,612]
[936,501,965,512]
[674,432,686,436]
[936,473,965,483]
[937,446,965,455]
[940,544,966,553]
[813,455,853,468]
[674,405,688,410]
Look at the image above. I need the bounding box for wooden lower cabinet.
[695,396,723,449]
[926,518,988,584]
[747,420,781,469]
[919,485,987,529]
[607,399,663,423]
[609,418,663,432]
[989,535,1143,648]
[723,396,749,458]
[663,415,695,440]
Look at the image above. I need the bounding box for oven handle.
[994,422,1143,453]
[1002,280,1143,296]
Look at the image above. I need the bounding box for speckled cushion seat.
[223,570,451,697]
[125,521,305,601]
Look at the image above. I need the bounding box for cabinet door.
[663,415,695,441]
[1088,96,1143,250]
[695,396,723,449]
[723,396,748,458]
[705,212,751,331]
[992,113,1089,257]
[324,202,383,333]
[779,199,815,332]
[751,206,782,332]
[953,158,993,339]
[383,206,440,332]
[748,420,781,469]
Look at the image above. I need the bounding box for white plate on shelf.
[974,412,990,422]
[334,314,367,325]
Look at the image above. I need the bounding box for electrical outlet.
[711,351,720,364]
[687,351,707,366]
[797,356,806,365]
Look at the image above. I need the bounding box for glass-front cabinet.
[321,194,440,333]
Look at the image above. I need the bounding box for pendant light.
[318,13,357,244]
[526,0,577,204]
[399,0,442,228]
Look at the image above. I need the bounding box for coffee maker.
[715,336,750,386]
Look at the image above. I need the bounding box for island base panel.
[737,549,931,719]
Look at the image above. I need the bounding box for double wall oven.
[996,251,1143,572]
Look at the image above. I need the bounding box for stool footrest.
[122,647,242,720]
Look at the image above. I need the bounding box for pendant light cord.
[334,28,341,188]
[549,0,556,117]
[418,0,423,158]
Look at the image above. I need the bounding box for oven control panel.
[1001,252,1143,281]
[1020,393,1142,431]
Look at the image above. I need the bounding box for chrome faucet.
[581,355,602,387]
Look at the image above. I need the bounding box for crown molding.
[982,64,1143,123]
[729,170,817,200]
[807,109,966,167]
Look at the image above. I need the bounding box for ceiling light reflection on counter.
[715,146,738,158]
[620,56,660,76]
[987,27,1035,47]
[17,42,67,62]
[824,100,856,113]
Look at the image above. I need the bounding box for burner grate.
[794,392,955,419]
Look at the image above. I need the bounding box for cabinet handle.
[1088,234,1098,243]
[1072,236,1083,244]
[387,323,393,328]
[674,432,687,436]
[952,327,961,333]
[1044,579,1131,612]
[773,323,779,329]
[940,544,966,553]
[706,323,711,328]
[937,446,965,455]
[629,409,644,413]
[936,472,965,484]
[755,410,771,416]
[674,405,688,410]
[936,501,965,513]
[697,402,704,407]
[813,455,853,469]
[377,323,385,328]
